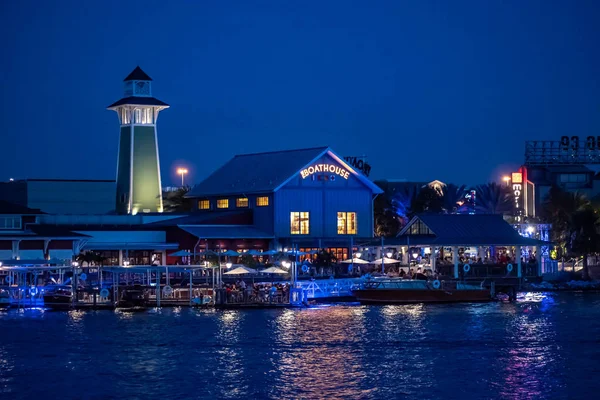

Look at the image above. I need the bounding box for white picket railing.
[298,277,364,299]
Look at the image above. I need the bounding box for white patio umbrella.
[341,258,370,264]
[224,266,258,275]
[261,266,288,274]
[371,257,400,264]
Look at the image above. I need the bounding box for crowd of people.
[223,280,290,304]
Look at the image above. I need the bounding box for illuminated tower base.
[108,66,169,214]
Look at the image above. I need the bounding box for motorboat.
[351,278,491,304]
[516,292,547,303]
[116,285,149,310]
[0,288,10,309]
[43,285,73,310]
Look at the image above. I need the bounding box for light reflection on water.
[0,292,599,399]
[273,306,373,399]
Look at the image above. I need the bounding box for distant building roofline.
[232,146,329,158]
[3,179,115,183]
[23,179,115,183]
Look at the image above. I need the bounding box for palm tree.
[162,187,191,212]
[373,192,402,237]
[75,251,105,281]
[76,251,98,267]
[391,184,420,222]
[474,182,512,215]
[540,186,590,259]
[440,183,467,214]
[412,186,444,214]
[569,208,600,280]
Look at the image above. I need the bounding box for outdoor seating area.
[221,282,291,305]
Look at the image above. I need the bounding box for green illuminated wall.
[115,125,162,214]
[132,126,161,212]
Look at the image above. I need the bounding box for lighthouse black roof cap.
[123,66,153,81]
[107,96,169,109]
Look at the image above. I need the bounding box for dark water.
[1,293,600,400]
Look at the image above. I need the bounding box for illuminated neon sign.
[300,164,350,180]
[511,172,522,184]
[512,172,523,222]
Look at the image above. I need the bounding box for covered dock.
[359,214,552,280]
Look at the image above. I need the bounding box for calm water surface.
[1,292,600,400]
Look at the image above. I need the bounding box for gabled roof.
[143,210,252,227]
[187,146,383,197]
[0,200,44,215]
[107,96,169,109]
[124,66,152,81]
[396,214,545,246]
[179,225,273,239]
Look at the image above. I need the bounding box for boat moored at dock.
[351,278,492,304]
[42,285,73,310]
[116,285,149,311]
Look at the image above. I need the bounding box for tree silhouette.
[162,186,192,212]
[474,182,512,215]
[440,183,467,214]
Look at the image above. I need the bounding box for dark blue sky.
[2,0,599,186]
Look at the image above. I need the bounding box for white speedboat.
[516,292,546,302]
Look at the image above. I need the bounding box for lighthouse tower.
[108,67,169,214]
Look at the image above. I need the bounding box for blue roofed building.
[359,214,551,278]
[186,147,383,259]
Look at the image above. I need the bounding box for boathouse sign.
[300,164,350,180]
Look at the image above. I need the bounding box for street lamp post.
[503,176,510,188]
[177,168,188,187]
[71,261,79,306]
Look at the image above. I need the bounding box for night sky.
[2,0,599,186]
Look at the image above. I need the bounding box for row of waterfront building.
[1,66,596,278]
